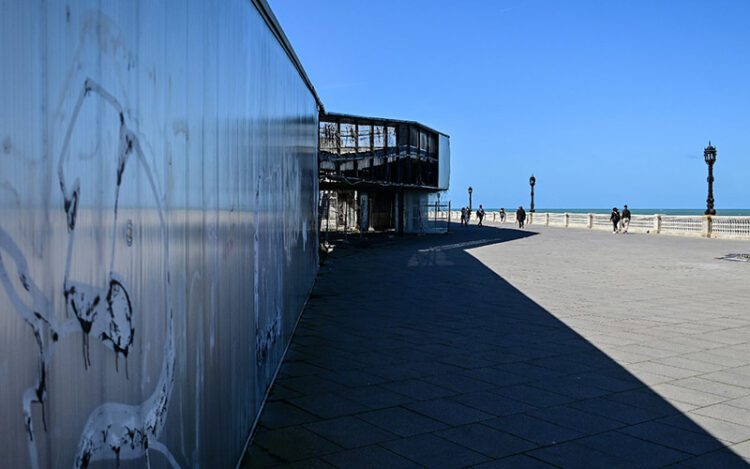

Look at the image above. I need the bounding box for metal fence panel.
[0,1,318,467]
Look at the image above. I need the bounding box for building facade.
[319,113,450,234]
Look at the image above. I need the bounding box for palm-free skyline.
[271,0,749,209]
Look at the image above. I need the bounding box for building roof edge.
[322,111,449,138]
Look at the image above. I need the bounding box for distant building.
[319,112,450,233]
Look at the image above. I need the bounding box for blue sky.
[270,0,749,209]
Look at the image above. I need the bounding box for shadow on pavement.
[243,223,748,468]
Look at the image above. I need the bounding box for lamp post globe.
[704,142,717,215]
[529,175,536,213]
[468,186,473,212]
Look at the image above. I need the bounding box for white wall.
[438,134,451,191]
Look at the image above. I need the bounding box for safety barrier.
[450,210,750,240]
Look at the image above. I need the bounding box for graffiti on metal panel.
[0,79,178,468]
[254,174,284,369]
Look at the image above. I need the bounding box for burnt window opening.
[373,125,385,149]
[358,124,372,153]
[340,123,356,154]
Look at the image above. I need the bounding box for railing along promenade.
[443,211,750,240]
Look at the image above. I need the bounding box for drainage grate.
[719,253,750,263]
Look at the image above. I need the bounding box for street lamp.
[529,175,536,213]
[704,142,717,215]
[468,186,473,212]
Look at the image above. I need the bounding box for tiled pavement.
[242,223,750,468]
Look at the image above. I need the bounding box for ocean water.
[485,208,750,216]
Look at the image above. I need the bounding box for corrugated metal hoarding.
[0,0,319,467]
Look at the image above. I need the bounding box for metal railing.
[420,202,452,233]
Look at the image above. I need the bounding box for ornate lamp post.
[704,142,717,215]
[529,175,536,213]
[468,186,473,212]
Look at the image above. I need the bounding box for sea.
[485,208,750,216]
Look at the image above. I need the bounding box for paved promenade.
[243,223,750,468]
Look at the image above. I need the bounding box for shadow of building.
[245,224,748,468]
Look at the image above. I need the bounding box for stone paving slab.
[241,223,750,467]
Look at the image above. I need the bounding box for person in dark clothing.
[516,206,526,228]
[621,204,631,233]
[610,207,620,233]
[499,208,506,223]
[477,205,485,226]
[460,207,467,226]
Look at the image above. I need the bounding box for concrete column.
[528,212,534,225]
[359,192,369,232]
[447,201,451,232]
[655,214,662,234]
[703,215,712,238]
[396,191,404,236]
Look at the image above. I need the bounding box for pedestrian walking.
[460,207,467,226]
[516,206,526,228]
[499,208,506,223]
[610,207,620,233]
[477,205,485,226]
[621,204,631,233]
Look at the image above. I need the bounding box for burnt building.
[319,112,450,234]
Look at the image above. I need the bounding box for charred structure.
[319,113,450,234]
